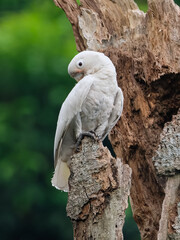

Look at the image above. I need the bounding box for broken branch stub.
[153,111,180,240]
[67,138,132,240]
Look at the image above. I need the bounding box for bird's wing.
[102,87,124,140]
[54,76,94,166]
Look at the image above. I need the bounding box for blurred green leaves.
[123,200,141,240]
[0,1,76,240]
[135,0,148,12]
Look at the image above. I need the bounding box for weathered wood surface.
[54,0,180,239]
[153,111,180,240]
[67,138,131,240]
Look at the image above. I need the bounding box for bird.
[51,51,124,192]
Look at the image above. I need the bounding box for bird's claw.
[75,131,99,152]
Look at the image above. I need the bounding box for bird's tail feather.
[51,160,70,192]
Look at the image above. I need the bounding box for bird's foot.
[75,131,99,152]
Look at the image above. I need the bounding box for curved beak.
[69,69,84,81]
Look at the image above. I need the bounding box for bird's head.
[68,51,116,81]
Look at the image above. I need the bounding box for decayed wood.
[153,110,180,176]
[157,175,180,240]
[67,138,131,240]
[153,111,180,240]
[54,0,180,239]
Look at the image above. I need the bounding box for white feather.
[51,161,70,192]
[52,51,124,191]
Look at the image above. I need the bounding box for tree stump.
[54,0,180,239]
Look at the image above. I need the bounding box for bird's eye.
[77,60,83,68]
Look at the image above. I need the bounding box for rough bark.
[54,0,180,239]
[153,111,180,240]
[67,138,131,240]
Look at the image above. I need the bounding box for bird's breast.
[80,82,116,133]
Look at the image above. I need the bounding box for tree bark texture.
[54,0,180,239]
[67,138,131,240]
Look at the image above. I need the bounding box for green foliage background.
[0,0,179,240]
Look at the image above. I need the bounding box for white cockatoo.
[52,51,123,191]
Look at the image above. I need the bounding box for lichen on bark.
[67,138,131,240]
[153,110,180,176]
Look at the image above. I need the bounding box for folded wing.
[52,76,94,191]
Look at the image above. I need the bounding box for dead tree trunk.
[67,138,131,240]
[54,0,180,239]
